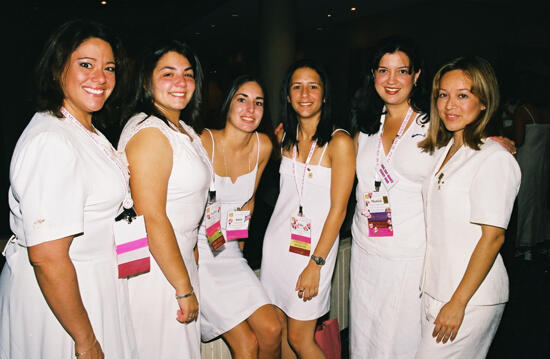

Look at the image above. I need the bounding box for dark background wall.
[1,0,549,234]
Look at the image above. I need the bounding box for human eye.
[309,84,319,90]
[256,100,264,107]
[162,72,173,77]
[105,65,116,72]
[376,68,387,74]
[458,93,469,99]
[437,92,447,98]
[79,62,92,69]
[185,72,195,79]
[291,84,301,90]
[399,68,410,75]
[236,97,246,103]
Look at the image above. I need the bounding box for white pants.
[415,294,505,359]
[349,241,423,359]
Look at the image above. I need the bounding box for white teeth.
[171,92,186,97]
[84,87,104,95]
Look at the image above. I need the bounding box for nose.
[92,67,107,84]
[387,70,397,84]
[175,74,187,88]
[246,99,255,113]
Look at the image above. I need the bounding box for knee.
[257,319,282,346]
[287,326,308,352]
[231,331,259,358]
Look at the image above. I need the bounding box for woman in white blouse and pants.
[416,56,521,358]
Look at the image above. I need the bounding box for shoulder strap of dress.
[318,128,350,164]
[205,128,215,163]
[255,131,260,168]
[523,105,536,124]
[280,131,286,155]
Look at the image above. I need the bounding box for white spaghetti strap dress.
[118,113,212,359]
[197,130,271,341]
[260,134,339,321]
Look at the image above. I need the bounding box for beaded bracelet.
[75,337,97,357]
[175,289,194,300]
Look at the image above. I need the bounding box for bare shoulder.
[257,132,273,163]
[126,127,172,162]
[329,130,354,149]
[199,128,215,156]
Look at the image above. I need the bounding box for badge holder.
[226,208,251,241]
[363,181,393,237]
[289,206,312,256]
[205,190,226,251]
[113,207,150,278]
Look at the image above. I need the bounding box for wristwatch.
[310,254,326,266]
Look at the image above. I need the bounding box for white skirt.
[415,294,504,359]
[350,240,423,359]
[198,240,271,341]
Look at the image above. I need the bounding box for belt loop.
[2,235,18,257]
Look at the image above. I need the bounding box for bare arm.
[125,127,198,323]
[432,224,505,343]
[296,132,356,300]
[29,237,103,358]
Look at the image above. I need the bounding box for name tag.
[289,215,312,256]
[113,215,150,278]
[205,202,225,251]
[375,159,399,191]
[226,210,250,240]
[363,191,393,238]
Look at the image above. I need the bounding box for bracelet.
[75,337,97,357]
[175,289,194,300]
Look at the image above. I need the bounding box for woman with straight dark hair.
[118,39,211,358]
[0,19,136,358]
[416,56,520,358]
[261,59,355,358]
[197,74,281,358]
[349,35,432,359]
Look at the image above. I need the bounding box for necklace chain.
[220,135,251,179]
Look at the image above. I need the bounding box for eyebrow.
[291,81,321,85]
[158,66,193,71]
[76,57,115,65]
[236,93,264,100]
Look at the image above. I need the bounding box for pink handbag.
[314,318,341,359]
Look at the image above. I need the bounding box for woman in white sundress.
[198,74,281,359]
[260,59,355,359]
[118,40,211,359]
[0,19,137,359]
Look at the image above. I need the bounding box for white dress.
[515,106,550,248]
[417,139,521,358]
[198,131,271,342]
[118,113,212,359]
[350,113,437,359]
[260,140,338,321]
[0,111,137,358]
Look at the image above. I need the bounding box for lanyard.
[292,141,316,216]
[374,107,413,190]
[61,107,133,209]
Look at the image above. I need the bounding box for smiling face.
[287,67,324,121]
[151,51,196,122]
[436,69,486,140]
[226,81,264,133]
[374,51,420,108]
[61,37,115,121]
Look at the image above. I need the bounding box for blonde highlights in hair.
[419,56,500,153]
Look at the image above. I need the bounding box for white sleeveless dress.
[197,130,271,341]
[350,113,437,359]
[118,113,212,359]
[1,111,137,359]
[260,135,339,320]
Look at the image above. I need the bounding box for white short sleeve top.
[421,139,521,305]
[8,112,127,257]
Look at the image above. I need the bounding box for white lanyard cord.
[292,141,316,216]
[61,107,133,209]
[375,106,414,168]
